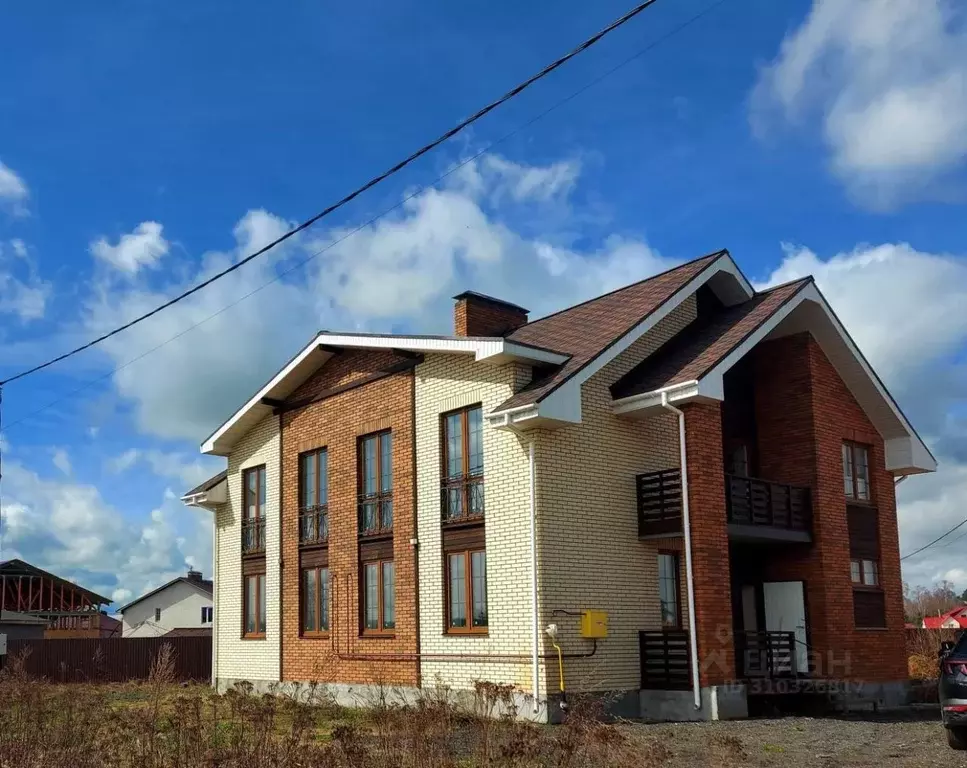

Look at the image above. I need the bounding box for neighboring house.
[0,559,114,638]
[923,607,967,630]
[184,249,934,722]
[119,569,214,637]
[0,610,50,641]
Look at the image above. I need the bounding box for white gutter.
[212,516,218,689]
[660,391,701,711]
[528,439,540,716]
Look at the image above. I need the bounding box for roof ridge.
[512,248,728,332]
[753,274,814,296]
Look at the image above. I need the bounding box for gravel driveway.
[624,709,967,767]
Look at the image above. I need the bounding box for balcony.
[725,474,812,542]
[441,473,485,525]
[735,630,800,678]
[636,468,683,538]
[241,518,265,555]
[299,505,329,546]
[358,493,393,537]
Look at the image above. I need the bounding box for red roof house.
[923,607,967,629]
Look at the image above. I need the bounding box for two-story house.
[184,249,934,721]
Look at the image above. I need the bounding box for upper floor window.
[201,606,213,624]
[242,465,267,554]
[442,405,484,522]
[299,449,329,545]
[842,442,870,502]
[358,431,393,536]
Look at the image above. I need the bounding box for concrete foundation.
[826,679,910,712]
[639,684,749,722]
[215,677,549,721]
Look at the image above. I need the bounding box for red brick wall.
[454,299,527,337]
[280,349,418,685]
[750,333,905,683]
[682,401,735,686]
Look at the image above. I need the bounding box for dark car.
[939,633,967,749]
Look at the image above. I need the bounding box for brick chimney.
[186,569,204,582]
[453,291,529,337]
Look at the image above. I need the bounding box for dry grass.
[0,646,670,767]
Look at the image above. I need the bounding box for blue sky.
[1,0,966,606]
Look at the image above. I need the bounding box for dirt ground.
[626,709,967,767]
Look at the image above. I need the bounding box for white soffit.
[201,332,568,455]
[611,283,935,475]
[181,478,227,509]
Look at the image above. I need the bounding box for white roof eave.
[201,333,568,456]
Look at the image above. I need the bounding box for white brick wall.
[534,296,697,693]
[415,354,538,692]
[214,414,281,683]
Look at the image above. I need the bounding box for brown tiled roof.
[183,469,227,498]
[610,278,812,399]
[495,250,727,412]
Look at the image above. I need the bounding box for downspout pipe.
[659,391,701,711]
[528,439,539,716]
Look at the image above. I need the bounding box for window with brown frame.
[657,552,681,629]
[302,566,330,635]
[446,549,488,632]
[299,449,329,545]
[358,431,393,536]
[242,465,267,554]
[842,442,871,502]
[243,570,266,638]
[441,405,484,523]
[847,505,884,627]
[360,558,395,634]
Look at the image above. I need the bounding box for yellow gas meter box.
[580,610,608,639]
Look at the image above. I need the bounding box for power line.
[0,0,667,388]
[0,0,729,435]
[901,516,967,561]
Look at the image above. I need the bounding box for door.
[762,581,808,674]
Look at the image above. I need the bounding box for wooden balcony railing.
[299,505,329,546]
[639,630,691,690]
[441,474,484,525]
[358,493,393,537]
[241,518,266,555]
[725,474,811,534]
[636,468,683,537]
[735,630,799,678]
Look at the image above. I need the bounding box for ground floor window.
[658,552,681,629]
[447,549,487,632]
[302,566,330,634]
[361,560,395,633]
[243,572,266,637]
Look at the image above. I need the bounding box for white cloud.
[0,455,211,604]
[0,239,51,321]
[107,447,217,490]
[759,242,967,589]
[752,0,967,207]
[82,154,669,442]
[90,221,169,274]
[0,159,28,215]
[51,447,72,476]
[107,448,141,474]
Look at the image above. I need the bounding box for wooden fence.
[2,636,211,683]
